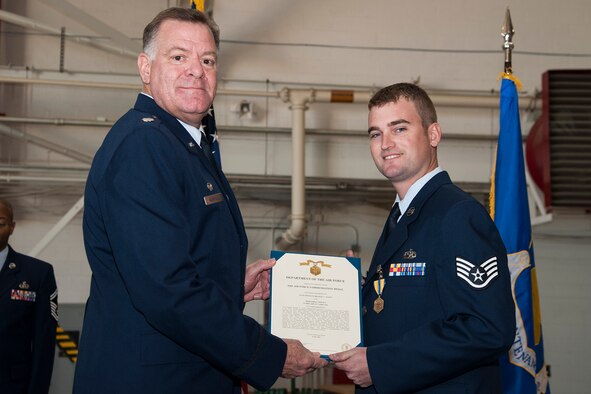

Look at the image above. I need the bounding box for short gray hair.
[142,7,220,59]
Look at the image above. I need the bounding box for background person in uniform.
[0,198,58,394]
[330,83,515,393]
[73,7,325,394]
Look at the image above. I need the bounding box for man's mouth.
[383,153,402,160]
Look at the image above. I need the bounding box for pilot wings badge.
[455,256,499,289]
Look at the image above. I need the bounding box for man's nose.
[188,58,205,79]
[382,133,395,150]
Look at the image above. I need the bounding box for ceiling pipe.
[0,116,509,141]
[0,75,541,110]
[274,88,380,250]
[275,88,312,250]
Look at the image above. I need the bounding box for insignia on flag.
[389,262,426,277]
[456,257,498,289]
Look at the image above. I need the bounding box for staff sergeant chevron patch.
[456,256,499,289]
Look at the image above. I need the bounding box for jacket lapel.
[132,94,248,258]
[0,246,21,295]
[133,94,220,180]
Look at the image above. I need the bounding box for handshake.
[280,339,370,387]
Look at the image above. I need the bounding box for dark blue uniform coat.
[73,94,286,393]
[360,172,515,394]
[0,246,57,394]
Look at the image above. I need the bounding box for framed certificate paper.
[269,251,363,357]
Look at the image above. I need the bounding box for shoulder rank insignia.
[50,289,59,321]
[142,117,155,123]
[456,256,498,289]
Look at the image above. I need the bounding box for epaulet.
[139,115,158,124]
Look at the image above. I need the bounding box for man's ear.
[428,122,442,148]
[137,53,151,85]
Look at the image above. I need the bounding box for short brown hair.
[369,83,437,129]
[143,7,220,58]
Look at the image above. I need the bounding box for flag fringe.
[498,72,523,91]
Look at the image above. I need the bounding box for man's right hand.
[281,339,327,379]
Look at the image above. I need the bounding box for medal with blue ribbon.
[373,265,385,313]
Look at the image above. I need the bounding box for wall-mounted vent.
[526,69,591,209]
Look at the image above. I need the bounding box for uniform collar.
[395,167,443,219]
[0,245,7,272]
[177,119,204,147]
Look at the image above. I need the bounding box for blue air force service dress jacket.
[0,246,58,394]
[361,172,515,394]
[73,94,286,394]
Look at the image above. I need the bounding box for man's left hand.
[329,347,372,388]
[244,258,276,302]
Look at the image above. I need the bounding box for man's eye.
[173,55,184,61]
[395,127,407,133]
[369,132,380,139]
[202,58,216,67]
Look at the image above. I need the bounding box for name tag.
[204,193,225,206]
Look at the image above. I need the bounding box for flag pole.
[494,8,551,394]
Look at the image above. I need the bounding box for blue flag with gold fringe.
[490,77,550,394]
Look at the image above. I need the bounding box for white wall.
[2,0,591,392]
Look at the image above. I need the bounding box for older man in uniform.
[330,83,515,393]
[73,7,324,394]
[0,198,58,394]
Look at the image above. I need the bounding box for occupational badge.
[403,249,417,259]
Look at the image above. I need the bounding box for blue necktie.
[384,202,401,240]
[200,134,217,169]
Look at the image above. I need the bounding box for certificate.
[269,251,363,357]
